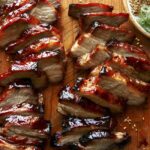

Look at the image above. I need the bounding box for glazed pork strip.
[68,3,113,19]
[0,114,50,145]
[0,60,47,89]
[0,86,38,109]
[0,136,40,150]
[108,42,150,79]
[109,57,150,83]
[0,128,44,146]
[75,77,125,113]
[30,0,58,24]
[62,116,115,132]
[23,47,65,83]
[70,24,134,57]
[17,36,63,58]
[0,0,38,22]
[58,85,109,118]
[78,130,130,150]
[91,22,135,43]
[77,45,110,69]
[2,115,50,139]
[90,64,148,105]
[52,116,115,147]
[0,15,31,48]
[80,12,129,30]
[5,24,60,54]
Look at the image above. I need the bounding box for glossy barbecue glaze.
[75,77,125,113]
[58,85,109,118]
[5,24,60,54]
[69,3,113,19]
[52,116,115,147]
[80,12,129,30]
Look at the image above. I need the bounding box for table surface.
[0,0,149,150]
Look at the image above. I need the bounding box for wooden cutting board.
[0,0,149,150]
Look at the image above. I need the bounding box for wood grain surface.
[0,0,149,150]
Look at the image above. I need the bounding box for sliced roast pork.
[80,12,129,30]
[70,24,134,58]
[20,46,65,83]
[0,85,42,122]
[69,3,113,19]
[2,115,50,139]
[108,58,150,83]
[52,116,115,147]
[0,60,47,89]
[0,0,38,22]
[108,42,150,82]
[0,15,31,48]
[77,45,110,69]
[0,128,43,146]
[58,85,109,118]
[78,130,130,150]
[75,77,125,113]
[17,36,63,58]
[0,136,40,150]
[91,64,148,105]
[90,22,135,43]
[30,0,58,24]
[5,24,60,54]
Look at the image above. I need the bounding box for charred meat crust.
[79,130,130,149]
[75,77,125,113]
[62,116,115,132]
[5,24,60,54]
[91,65,148,105]
[80,12,129,30]
[69,3,113,19]
[52,116,115,147]
[58,85,109,118]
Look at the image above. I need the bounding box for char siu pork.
[0,136,40,150]
[78,130,130,150]
[52,116,114,147]
[80,12,129,30]
[0,60,47,89]
[1,115,50,139]
[90,64,148,105]
[69,3,113,19]
[0,15,31,48]
[77,45,110,69]
[75,77,125,113]
[108,41,150,82]
[30,0,58,24]
[58,85,109,118]
[5,24,60,54]
[16,36,63,58]
[70,23,134,58]
[17,36,65,83]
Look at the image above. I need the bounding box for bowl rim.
[123,0,150,38]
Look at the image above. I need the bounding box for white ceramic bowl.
[123,0,150,38]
